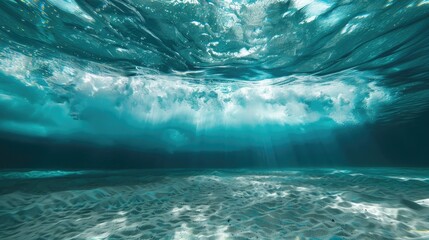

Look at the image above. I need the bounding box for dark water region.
[1,107,429,169]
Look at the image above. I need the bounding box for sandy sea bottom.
[0,168,429,239]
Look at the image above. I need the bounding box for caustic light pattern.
[1,169,429,239]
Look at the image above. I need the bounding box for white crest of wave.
[0,48,392,148]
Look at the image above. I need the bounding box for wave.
[1,0,429,149]
[2,0,429,77]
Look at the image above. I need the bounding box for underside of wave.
[0,48,393,151]
[1,0,429,151]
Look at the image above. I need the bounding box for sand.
[1,168,429,239]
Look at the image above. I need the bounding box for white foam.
[0,48,392,149]
[47,0,94,22]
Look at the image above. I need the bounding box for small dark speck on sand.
[227,218,231,223]
[331,219,335,222]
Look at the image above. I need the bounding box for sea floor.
[0,168,429,239]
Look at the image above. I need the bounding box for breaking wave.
[1,0,429,149]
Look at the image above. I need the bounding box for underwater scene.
[1,0,429,239]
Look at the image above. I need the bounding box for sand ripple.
[1,168,429,239]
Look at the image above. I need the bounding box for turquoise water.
[1,0,429,151]
[1,168,429,239]
[2,1,429,239]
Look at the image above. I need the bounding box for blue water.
[1,0,429,152]
[2,1,429,239]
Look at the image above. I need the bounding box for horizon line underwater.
[1,0,429,239]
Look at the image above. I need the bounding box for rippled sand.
[1,168,429,239]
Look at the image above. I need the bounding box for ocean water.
[1,0,429,239]
[1,0,429,151]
